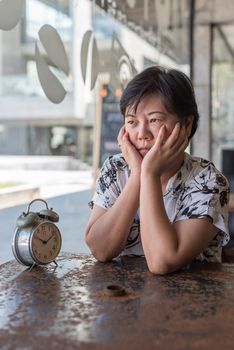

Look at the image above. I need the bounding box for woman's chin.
[139,149,150,157]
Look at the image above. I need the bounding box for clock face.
[30,221,61,264]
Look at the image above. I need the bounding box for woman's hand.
[117,126,143,175]
[141,123,188,176]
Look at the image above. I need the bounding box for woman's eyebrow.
[125,113,135,118]
[147,111,166,116]
[125,111,167,118]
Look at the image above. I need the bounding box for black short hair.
[120,66,199,140]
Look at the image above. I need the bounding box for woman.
[85,66,229,275]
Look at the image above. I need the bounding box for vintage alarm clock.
[12,198,62,267]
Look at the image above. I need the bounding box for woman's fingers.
[122,131,134,149]
[153,124,166,149]
[150,123,188,162]
[178,132,189,153]
[165,123,188,152]
[174,126,188,151]
[118,129,133,152]
[165,123,181,148]
[117,125,125,146]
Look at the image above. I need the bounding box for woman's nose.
[138,124,152,140]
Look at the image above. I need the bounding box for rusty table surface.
[1,253,234,350]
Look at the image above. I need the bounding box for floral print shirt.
[89,152,230,262]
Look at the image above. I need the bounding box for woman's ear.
[185,115,194,138]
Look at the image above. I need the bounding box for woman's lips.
[139,148,150,155]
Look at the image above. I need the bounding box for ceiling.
[95,0,190,63]
[94,0,234,65]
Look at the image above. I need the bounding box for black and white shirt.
[89,152,230,262]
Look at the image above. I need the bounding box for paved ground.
[0,168,93,199]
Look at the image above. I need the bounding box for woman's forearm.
[140,173,178,273]
[86,173,140,261]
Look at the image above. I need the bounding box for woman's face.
[124,94,179,157]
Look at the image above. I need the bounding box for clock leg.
[29,263,36,272]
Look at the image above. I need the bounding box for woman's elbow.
[91,249,113,263]
[85,235,112,262]
[89,244,112,262]
[147,259,179,275]
[148,264,170,276]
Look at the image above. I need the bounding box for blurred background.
[1,0,234,263]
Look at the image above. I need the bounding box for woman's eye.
[150,118,161,123]
[127,120,135,125]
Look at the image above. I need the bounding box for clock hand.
[35,236,46,243]
[45,234,54,244]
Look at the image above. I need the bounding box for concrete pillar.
[192,24,212,160]
[77,126,88,161]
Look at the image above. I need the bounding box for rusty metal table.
[1,253,234,350]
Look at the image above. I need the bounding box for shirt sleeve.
[89,156,121,210]
[175,166,230,247]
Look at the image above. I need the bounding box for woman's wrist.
[129,169,141,182]
[141,166,161,180]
